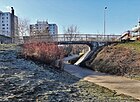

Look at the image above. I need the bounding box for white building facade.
[30,21,58,37]
[30,21,49,36]
[48,24,58,36]
[0,8,18,38]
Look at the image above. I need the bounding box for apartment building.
[30,20,49,36]
[0,7,18,39]
[30,21,58,36]
[48,24,58,36]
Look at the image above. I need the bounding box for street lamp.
[104,6,107,39]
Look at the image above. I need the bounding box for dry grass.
[117,41,140,52]
[89,42,140,77]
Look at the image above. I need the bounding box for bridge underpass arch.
[57,41,101,51]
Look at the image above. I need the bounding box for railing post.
[103,35,104,41]
[107,35,109,41]
[97,35,98,41]
[64,34,65,41]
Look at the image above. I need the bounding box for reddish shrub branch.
[22,41,64,68]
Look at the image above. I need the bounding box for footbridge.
[23,34,121,65]
[25,34,121,50]
[55,34,120,50]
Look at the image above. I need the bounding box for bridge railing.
[15,34,121,43]
[54,34,121,42]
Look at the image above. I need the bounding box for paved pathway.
[64,64,140,100]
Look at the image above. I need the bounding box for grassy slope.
[117,42,140,52]
[88,42,140,80]
[117,42,140,80]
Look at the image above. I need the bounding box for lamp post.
[104,6,107,40]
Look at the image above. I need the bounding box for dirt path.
[64,64,140,100]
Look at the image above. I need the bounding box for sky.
[0,0,140,34]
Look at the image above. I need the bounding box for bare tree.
[17,18,30,43]
[63,25,79,41]
[42,26,50,35]
[63,25,81,55]
[18,18,30,36]
[40,27,52,42]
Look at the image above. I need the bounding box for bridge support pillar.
[90,42,99,51]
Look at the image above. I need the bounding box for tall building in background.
[30,21,58,36]
[30,20,49,36]
[48,24,58,36]
[0,7,18,39]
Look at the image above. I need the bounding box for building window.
[2,17,4,19]
[7,27,8,29]
[2,21,4,23]
[2,28,5,29]
[2,24,5,26]
[7,24,8,26]
[7,17,8,19]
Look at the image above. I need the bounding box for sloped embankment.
[1,44,139,101]
[87,42,140,76]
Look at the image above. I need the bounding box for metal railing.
[22,34,121,43]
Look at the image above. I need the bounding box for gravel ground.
[0,44,139,102]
